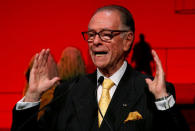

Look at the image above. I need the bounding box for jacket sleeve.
[11,104,40,131]
[11,80,74,131]
[153,82,190,131]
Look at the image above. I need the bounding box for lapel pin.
[122,104,128,107]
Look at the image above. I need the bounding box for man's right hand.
[24,49,60,102]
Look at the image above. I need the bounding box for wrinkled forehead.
[88,10,123,31]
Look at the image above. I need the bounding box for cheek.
[110,43,123,56]
[88,44,93,54]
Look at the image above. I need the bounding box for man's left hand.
[145,50,169,99]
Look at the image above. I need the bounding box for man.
[11,5,189,131]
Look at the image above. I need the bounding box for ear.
[123,32,134,51]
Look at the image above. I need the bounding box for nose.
[93,34,102,46]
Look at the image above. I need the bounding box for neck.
[99,60,125,77]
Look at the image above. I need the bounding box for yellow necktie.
[98,78,114,127]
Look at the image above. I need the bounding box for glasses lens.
[82,30,125,42]
[100,31,112,41]
[83,31,95,42]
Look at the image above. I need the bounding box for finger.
[152,50,162,69]
[152,50,166,83]
[37,49,45,68]
[32,53,39,69]
[50,77,60,86]
[145,78,153,86]
[151,50,164,75]
[42,48,50,67]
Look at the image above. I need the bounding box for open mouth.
[94,51,108,56]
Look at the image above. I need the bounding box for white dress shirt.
[97,61,127,102]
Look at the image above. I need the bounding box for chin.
[94,61,107,69]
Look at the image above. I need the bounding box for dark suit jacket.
[11,64,189,131]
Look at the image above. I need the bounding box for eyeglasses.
[82,29,129,43]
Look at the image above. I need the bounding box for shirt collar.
[97,61,127,86]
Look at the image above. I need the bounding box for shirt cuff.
[16,97,40,110]
[155,95,175,111]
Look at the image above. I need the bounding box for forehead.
[88,10,122,31]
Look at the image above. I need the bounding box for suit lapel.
[100,64,145,131]
[72,72,98,131]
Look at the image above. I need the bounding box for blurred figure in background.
[131,34,155,76]
[24,47,86,119]
[58,47,86,82]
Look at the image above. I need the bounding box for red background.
[0,0,195,129]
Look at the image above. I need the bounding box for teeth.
[96,54,105,56]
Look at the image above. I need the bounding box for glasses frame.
[81,29,129,43]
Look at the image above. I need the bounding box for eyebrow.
[87,28,118,32]
[87,28,95,32]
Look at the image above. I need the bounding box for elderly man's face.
[88,10,131,74]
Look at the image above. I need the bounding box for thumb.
[50,77,61,86]
[145,78,152,86]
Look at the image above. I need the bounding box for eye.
[88,32,95,37]
[86,31,96,41]
[101,31,112,39]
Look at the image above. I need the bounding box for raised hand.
[24,49,60,102]
[145,50,168,99]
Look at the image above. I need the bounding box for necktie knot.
[102,79,114,90]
